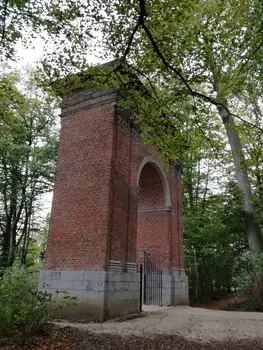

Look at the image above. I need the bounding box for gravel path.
[56,306,263,342]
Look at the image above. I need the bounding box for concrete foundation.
[39,266,188,320]
[38,266,141,321]
[171,268,189,305]
[155,269,188,306]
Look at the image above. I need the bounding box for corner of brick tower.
[39,82,188,321]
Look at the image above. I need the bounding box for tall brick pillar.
[39,82,188,321]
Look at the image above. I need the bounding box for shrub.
[0,266,76,341]
[233,252,263,312]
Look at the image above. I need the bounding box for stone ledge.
[125,262,137,272]
[108,260,123,271]
[138,207,172,213]
[61,88,117,117]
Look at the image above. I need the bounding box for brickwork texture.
[41,84,188,320]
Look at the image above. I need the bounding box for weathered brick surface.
[45,87,185,273]
[138,162,165,208]
[137,211,170,270]
[45,101,115,271]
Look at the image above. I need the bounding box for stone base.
[38,268,140,321]
[38,267,188,320]
[161,269,189,306]
[171,268,189,305]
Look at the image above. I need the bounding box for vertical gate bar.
[151,257,153,304]
[159,270,162,305]
[148,254,150,304]
[158,266,160,306]
[147,252,148,305]
[140,264,143,311]
[160,268,162,305]
[158,270,162,305]
[151,255,152,304]
[157,268,160,305]
[146,253,148,304]
[149,255,151,304]
[147,252,149,304]
[148,255,152,304]
[152,257,154,304]
[158,267,160,306]
[160,270,162,306]
[153,259,154,304]
[158,266,159,304]
[154,265,157,305]
[154,260,156,304]
[150,257,152,304]
[144,252,146,304]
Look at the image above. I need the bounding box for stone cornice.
[60,88,118,117]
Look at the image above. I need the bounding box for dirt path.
[56,306,263,342]
[192,296,247,310]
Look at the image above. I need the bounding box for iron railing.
[143,251,162,306]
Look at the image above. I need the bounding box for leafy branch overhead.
[110,0,263,132]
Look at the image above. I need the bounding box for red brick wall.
[138,163,165,209]
[45,101,116,271]
[170,170,184,269]
[108,122,132,263]
[137,212,170,270]
[45,88,184,272]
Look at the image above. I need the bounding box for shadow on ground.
[1,327,263,350]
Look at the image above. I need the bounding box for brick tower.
[39,78,188,320]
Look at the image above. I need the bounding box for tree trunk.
[194,249,200,303]
[20,213,30,266]
[0,232,10,268]
[217,104,263,252]
[255,170,263,215]
[7,226,16,266]
[201,254,213,295]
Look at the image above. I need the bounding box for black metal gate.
[143,251,162,306]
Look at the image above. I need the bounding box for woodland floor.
[1,327,263,350]
[2,301,263,349]
[192,295,247,310]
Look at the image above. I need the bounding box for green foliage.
[20,215,49,269]
[183,140,263,306]
[182,145,249,302]
[0,266,76,341]
[233,252,263,311]
[0,72,58,268]
[184,185,248,302]
[221,300,251,312]
[0,0,94,63]
[0,267,49,336]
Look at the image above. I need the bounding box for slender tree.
[0,72,58,267]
